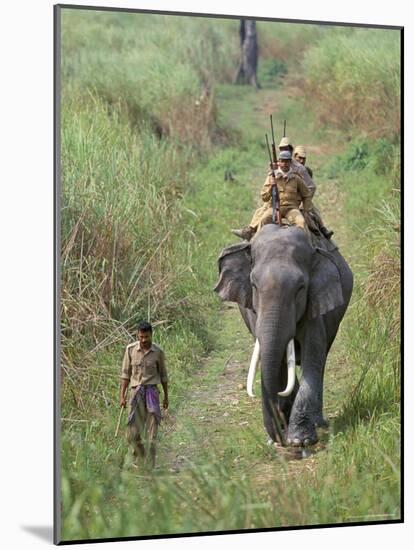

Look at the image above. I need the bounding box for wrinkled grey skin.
[214,224,353,446]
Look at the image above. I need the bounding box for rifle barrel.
[265,134,272,163]
[270,115,278,163]
[270,114,276,144]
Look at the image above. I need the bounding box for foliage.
[258,58,288,88]
[61,9,240,148]
[59,11,401,542]
[61,415,400,540]
[327,139,401,488]
[60,9,245,420]
[302,27,401,139]
[257,21,325,64]
[323,138,400,186]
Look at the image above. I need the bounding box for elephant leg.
[287,321,327,446]
[313,307,350,428]
[310,360,328,428]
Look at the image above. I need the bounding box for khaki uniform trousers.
[127,387,159,467]
[250,205,307,230]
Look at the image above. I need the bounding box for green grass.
[302,27,401,139]
[257,20,325,65]
[320,139,401,524]
[59,9,245,422]
[61,9,239,148]
[60,11,401,542]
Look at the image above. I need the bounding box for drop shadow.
[21,525,53,543]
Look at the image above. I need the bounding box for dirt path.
[157,81,352,485]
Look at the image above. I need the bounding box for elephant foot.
[287,435,318,447]
[287,419,318,447]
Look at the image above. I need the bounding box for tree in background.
[234,20,260,88]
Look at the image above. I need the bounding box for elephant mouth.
[246,338,296,398]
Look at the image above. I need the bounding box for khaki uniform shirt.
[261,171,313,212]
[291,159,316,197]
[121,341,168,387]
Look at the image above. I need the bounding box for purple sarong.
[127,385,161,426]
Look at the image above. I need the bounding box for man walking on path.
[119,321,169,468]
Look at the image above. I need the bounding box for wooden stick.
[115,406,125,437]
[273,406,287,447]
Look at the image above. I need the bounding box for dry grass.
[301,28,401,140]
[258,21,324,64]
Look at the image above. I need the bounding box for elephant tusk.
[278,339,296,397]
[247,339,260,397]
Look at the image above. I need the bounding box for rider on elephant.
[280,137,316,196]
[281,138,333,239]
[293,144,313,178]
[232,150,314,241]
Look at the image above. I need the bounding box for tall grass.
[61,93,196,415]
[59,11,259,539]
[341,191,400,423]
[324,139,401,506]
[60,9,244,419]
[61,9,239,147]
[302,28,401,139]
[258,21,325,65]
[60,10,401,542]
[61,116,401,545]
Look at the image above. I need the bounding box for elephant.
[214,224,353,447]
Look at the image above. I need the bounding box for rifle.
[283,119,287,137]
[270,114,278,166]
[265,132,281,225]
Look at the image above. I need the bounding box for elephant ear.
[214,242,252,309]
[308,249,344,319]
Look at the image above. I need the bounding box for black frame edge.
[54,3,62,546]
[55,3,403,31]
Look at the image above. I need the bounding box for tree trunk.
[234,20,260,89]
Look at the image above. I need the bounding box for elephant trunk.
[260,341,288,392]
[257,310,296,441]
